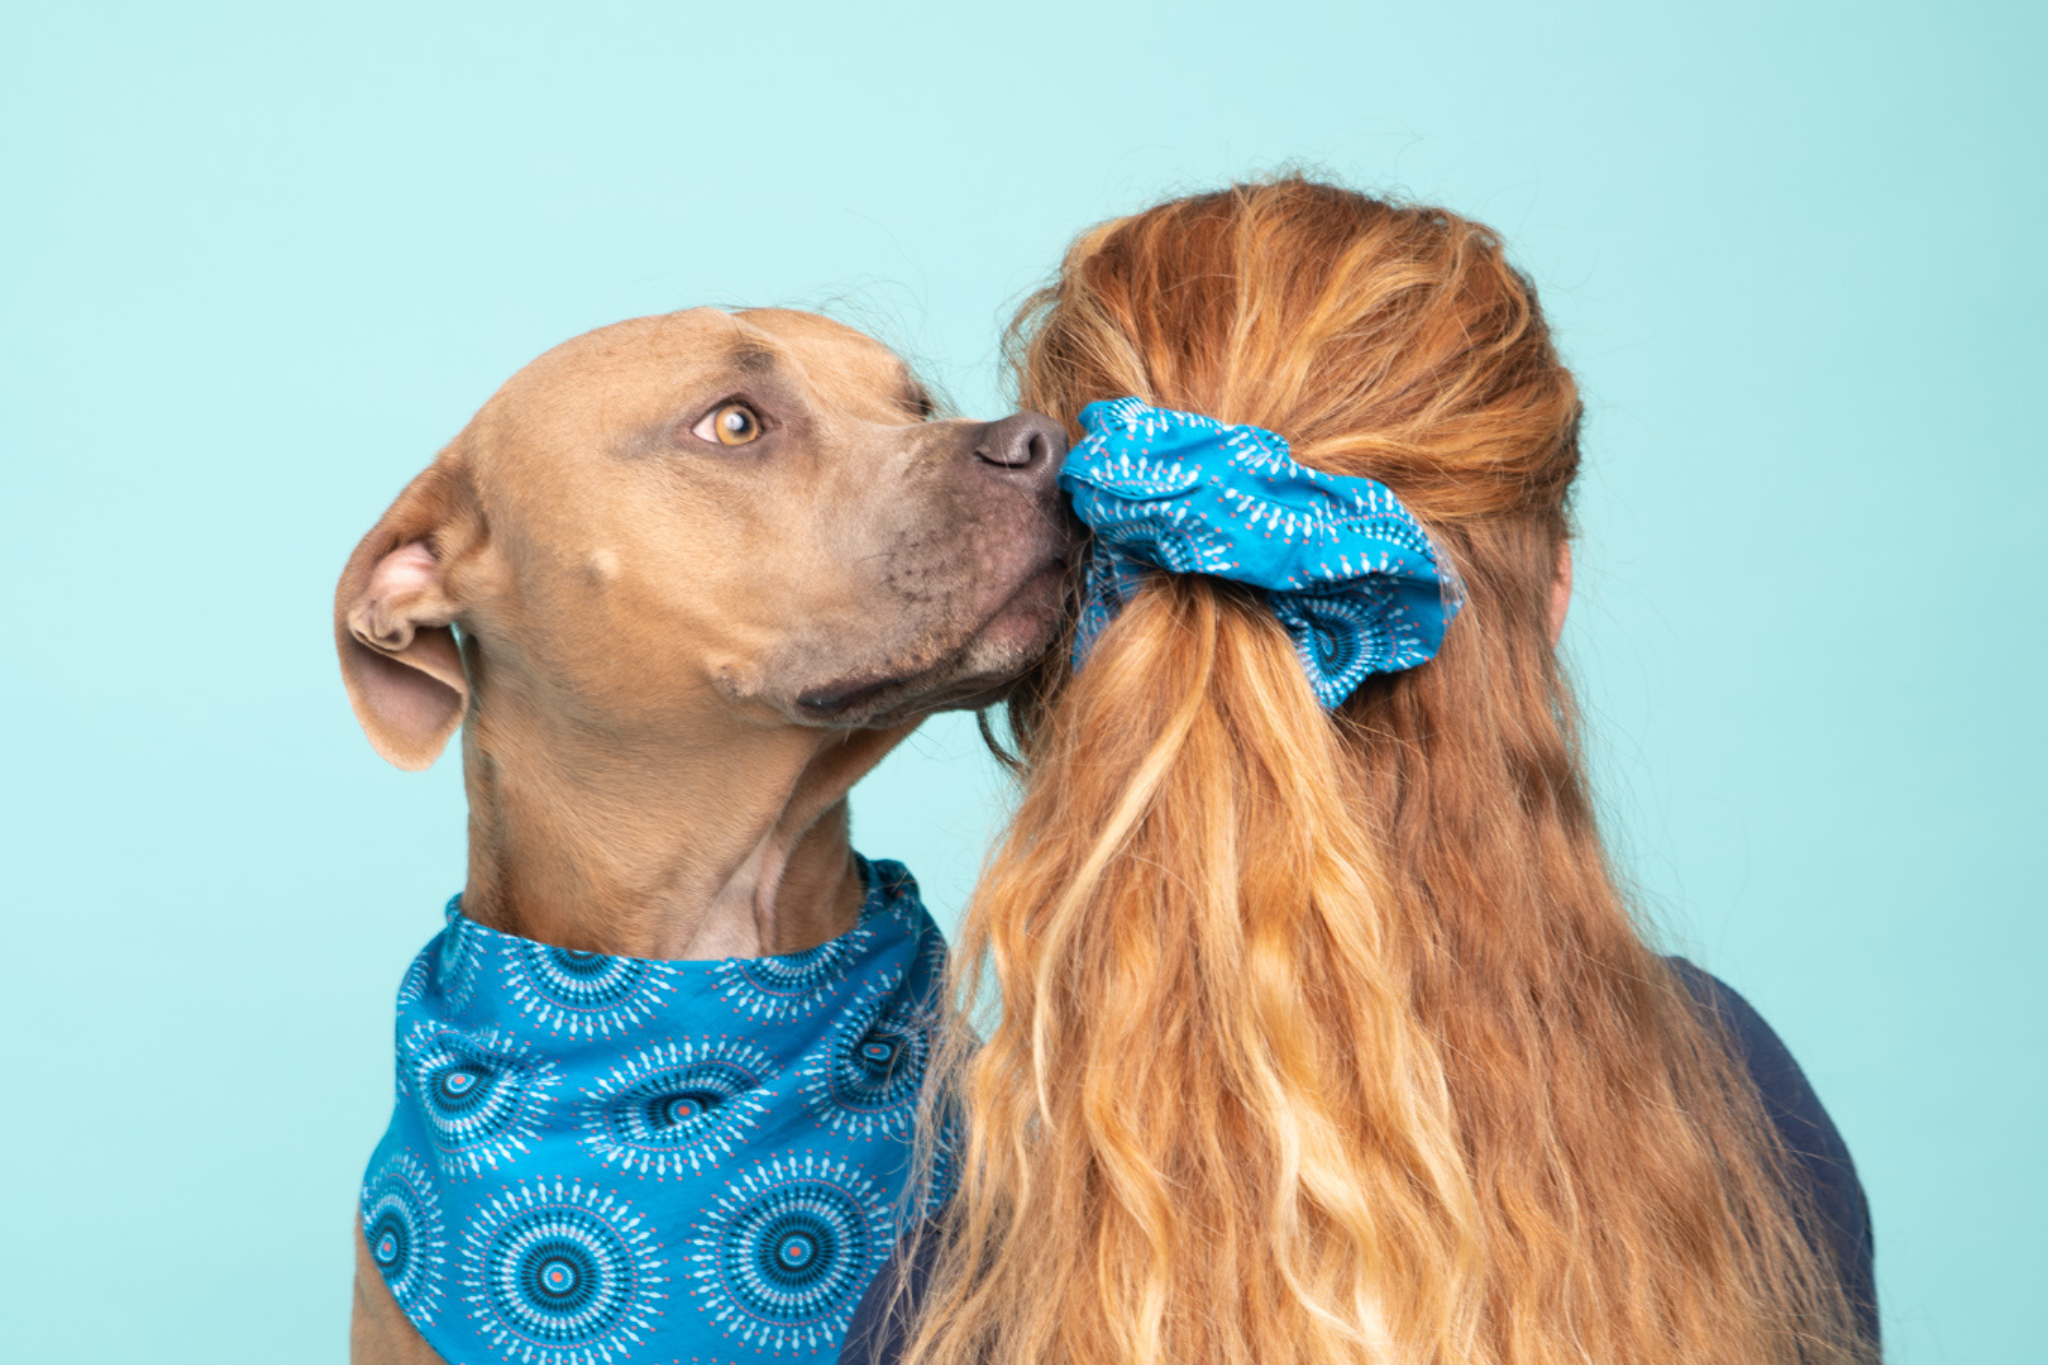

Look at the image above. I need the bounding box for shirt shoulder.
[1664,956,1878,1339]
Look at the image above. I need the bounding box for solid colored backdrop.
[2,2,2039,1360]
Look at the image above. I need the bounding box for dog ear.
[335,462,478,770]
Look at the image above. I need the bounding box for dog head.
[335,308,1073,769]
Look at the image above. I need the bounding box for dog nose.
[973,413,1067,472]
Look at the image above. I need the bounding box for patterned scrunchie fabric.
[1060,397,1463,708]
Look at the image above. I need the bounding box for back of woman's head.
[902,179,1871,1365]
[1015,176,1576,527]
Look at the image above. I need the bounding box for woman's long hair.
[897,180,1872,1365]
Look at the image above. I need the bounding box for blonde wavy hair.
[892,179,1873,1365]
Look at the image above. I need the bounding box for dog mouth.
[796,674,909,717]
[794,555,1072,724]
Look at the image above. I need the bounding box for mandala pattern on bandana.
[401,1023,562,1177]
[910,916,948,996]
[367,854,945,1362]
[801,973,931,1141]
[869,859,927,933]
[578,1037,781,1178]
[1061,397,1462,707]
[505,942,679,1039]
[362,1150,449,1324]
[434,901,485,1014]
[712,925,873,1024]
[397,948,432,1008]
[686,1154,894,1355]
[460,1177,667,1365]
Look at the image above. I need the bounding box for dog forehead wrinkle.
[727,344,779,375]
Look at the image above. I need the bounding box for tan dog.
[336,307,1070,1362]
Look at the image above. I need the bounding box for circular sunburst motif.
[504,942,678,1039]
[913,918,947,979]
[686,1154,893,1355]
[1271,581,1410,706]
[396,946,432,1008]
[801,982,931,1141]
[401,1023,561,1177]
[434,903,485,1014]
[460,1177,667,1365]
[867,859,925,932]
[578,1038,780,1178]
[361,1150,448,1323]
[710,926,873,1024]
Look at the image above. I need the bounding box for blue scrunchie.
[1059,397,1462,708]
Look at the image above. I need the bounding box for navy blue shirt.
[840,959,1876,1363]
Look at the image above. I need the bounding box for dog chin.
[794,567,1068,728]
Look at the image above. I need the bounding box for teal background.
[2,2,2039,1359]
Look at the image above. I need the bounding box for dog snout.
[972,413,1067,476]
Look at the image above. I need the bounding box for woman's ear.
[334,462,477,771]
[1548,540,1573,646]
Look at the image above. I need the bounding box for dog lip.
[796,674,911,717]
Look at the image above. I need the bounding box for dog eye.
[694,402,762,446]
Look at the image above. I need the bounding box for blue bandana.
[360,856,947,1365]
[1060,397,1462,707]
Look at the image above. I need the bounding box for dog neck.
[453,677,915,960]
